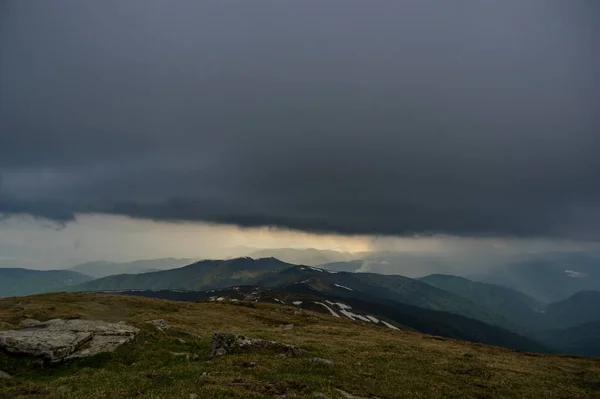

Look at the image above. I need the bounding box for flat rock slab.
[0,319,139,362]
[212,332,301,356]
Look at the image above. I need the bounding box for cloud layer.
[1,1,599,239]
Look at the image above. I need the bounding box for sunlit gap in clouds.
[0,213,597,274]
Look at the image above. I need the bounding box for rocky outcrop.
[0,319,139,362]
[211,332,301,356]
[0,370,11,379]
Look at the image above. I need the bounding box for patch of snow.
[339,310,371,322]
[565,270,588,278]
[366,315,379,323]
[315,302,341,317]
[334,283,353,291]
[293,301,303,306]
[216,297,225,301]
[231,299,238,302]
[308,266,324,272]
[274,298,286,304]
[334,302,352,310]
[381,320,400,330]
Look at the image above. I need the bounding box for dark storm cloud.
[1,1,599,238]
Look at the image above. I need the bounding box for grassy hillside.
[112,286,548,353]
[0,269,92,298]
[1,293,599,399]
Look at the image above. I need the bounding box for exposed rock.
[211,332,301,357]
[190,394,198,399]
[280,324,294,330]
[19,319,41,328]
[145,319,169,331]
[0,319,139,362]
[0,370,12,379]
[313,393,330,399]
[310,357,334,365]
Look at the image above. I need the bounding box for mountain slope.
[543,290,600,329]
[69,257,292,292]
[112,285,547,353]
[257,266,519,332]
[71,258,198,278]
[0,268,92,298]
[537,320,600,357]
[419,274,544,332]
[1,293,598,399]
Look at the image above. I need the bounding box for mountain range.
[2,256,599,357]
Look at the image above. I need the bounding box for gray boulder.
[0,319,139,362]
[0,370,11,379]
[211,332,301,357]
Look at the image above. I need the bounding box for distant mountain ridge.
[69,257,292,292]
[419,274,544,333]
[477,253,600,303]
[0,268,92,298]
[70,258,199,278]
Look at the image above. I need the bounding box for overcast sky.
[1,1,599,269]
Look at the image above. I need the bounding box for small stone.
[190,394,198,399]
[177,338,186,344]
[192,354,200,361]
[145,319,169,331]
[0,370,12,379]
[313,393,330,399]
[280,324,294,330]
[201,372,208,377]
[309,357,334,365]
[57,385,68,392]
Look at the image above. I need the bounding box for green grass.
[1,293,600,398]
